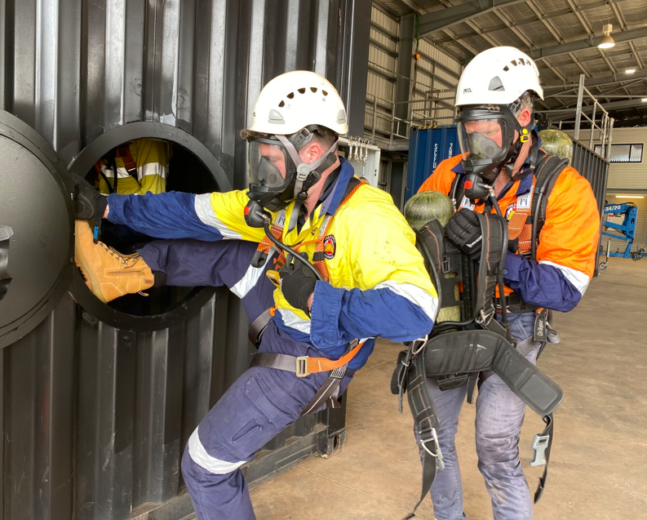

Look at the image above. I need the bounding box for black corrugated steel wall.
[0,1,371,519]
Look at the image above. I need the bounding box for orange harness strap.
[297,340,365,377]
[116,145,138,178]
[258,179,368,281]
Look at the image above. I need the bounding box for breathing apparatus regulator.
[453,46,544,211]
[241,70,349,276]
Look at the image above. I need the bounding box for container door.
[0,110,75,348]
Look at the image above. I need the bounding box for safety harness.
[394,198,566,518]
[94,145,139,194]
[451,153,569,259]
[248,178,369,415]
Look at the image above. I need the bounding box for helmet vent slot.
[298,88,306,94]
[503,66,510,72]
[488,76,505,92]
[278,100,285,108]
[310,87,317,93]
[322,90,328,96]
[287,92,294,99]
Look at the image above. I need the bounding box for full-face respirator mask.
[246,126,338,213]
[456,104,536,202]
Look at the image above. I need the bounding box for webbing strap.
[300,366,347,415]
[248,308,272,347]
[250,340,364,377]
[395,344,441,520]
[250,341,363,415]
[116,145,138,177]
[473,212,506,322]
[252,179,366,280]
[0,225,14,302]
[506,178,534,242]
[534,414,554,503]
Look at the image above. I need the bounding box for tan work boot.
[74,221,154,303]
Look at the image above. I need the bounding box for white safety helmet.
[455,46,544,107]
[245,71,348,214]
[454,47,544,201]
[248,70,348,135]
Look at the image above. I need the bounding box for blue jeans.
[425,313,541,520]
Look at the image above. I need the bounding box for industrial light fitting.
[642,98,647,102]
[625,68,636,74]
[598,24,615,49]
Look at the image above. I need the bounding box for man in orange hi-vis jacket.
[417,46,599,520]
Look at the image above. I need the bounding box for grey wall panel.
[0,2,372,519]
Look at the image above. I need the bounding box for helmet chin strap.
[275,134,339,233]
[276,134,339,200]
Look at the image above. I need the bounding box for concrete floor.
[249,260,647,520]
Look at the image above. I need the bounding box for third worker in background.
[93,138,172,252]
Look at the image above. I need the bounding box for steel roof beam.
[529,27,647,60]
[538,98,647,117]
[418,0,525,36]
[545,68,647,92]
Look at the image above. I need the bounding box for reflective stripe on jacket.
[97,139,172,195]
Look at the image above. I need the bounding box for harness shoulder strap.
[449,173,464,210]
[473,212,506,322]
[116,145,138,179]
[530,155,569,246]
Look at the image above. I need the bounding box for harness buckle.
[530,433,551,466]
[296,356,309,377]
[420,427,445,472]
[476,308,495,326]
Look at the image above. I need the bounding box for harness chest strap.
[253,178,367,280]
[249,178,368,414]
[454,154,568,258]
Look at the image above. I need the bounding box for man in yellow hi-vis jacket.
[71,71,438,519]
[94,138,171,195]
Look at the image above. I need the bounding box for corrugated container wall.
[0,1,372,520]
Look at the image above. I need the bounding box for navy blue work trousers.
[139,239,353,519]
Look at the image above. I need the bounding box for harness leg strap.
[533,413,554,503]
[398,347,442,520]
[301,364,347,415]
[248,308,272,347]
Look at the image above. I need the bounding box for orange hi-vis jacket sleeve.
[418,154,599,312]
[417,155,462,195]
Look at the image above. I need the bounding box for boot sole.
[75,231,108,304]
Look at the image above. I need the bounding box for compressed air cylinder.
[404,190,460,322]
[538,129,573,164]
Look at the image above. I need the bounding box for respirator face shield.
[457,108,519,184]
[247,137,297,212]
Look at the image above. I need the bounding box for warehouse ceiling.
[375,0,647,127]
